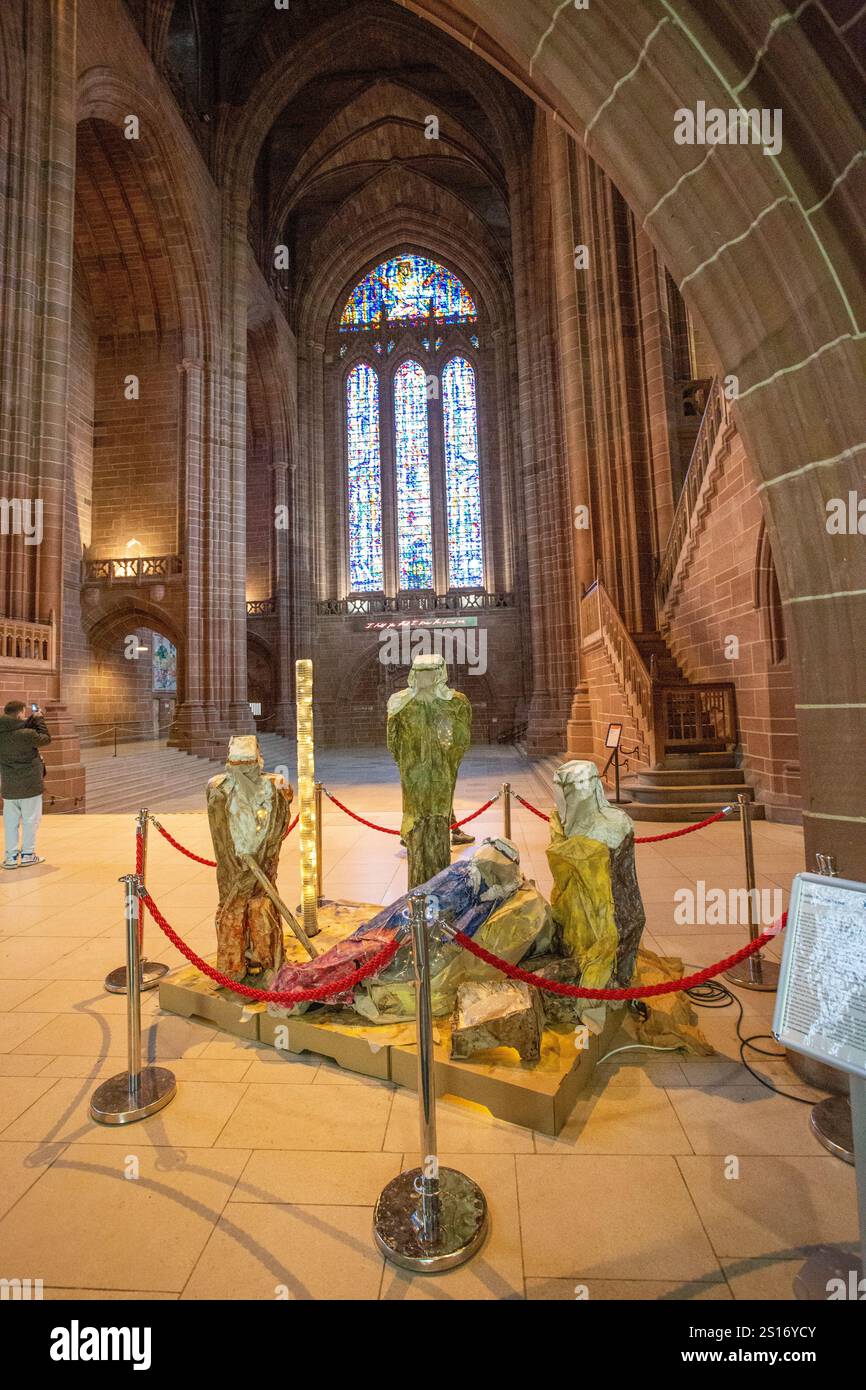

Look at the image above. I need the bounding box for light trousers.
[3,795,43,857]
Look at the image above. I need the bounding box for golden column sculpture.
[295,658,318,939]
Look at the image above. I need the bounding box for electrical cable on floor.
[596,1042,683,1065]
[685,976,814,1105]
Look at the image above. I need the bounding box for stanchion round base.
[90,1066,176,1125]
[724,957,780,992]
[373,1167,488,1273]
[810,1096,854,1164]
[104,960,170,994]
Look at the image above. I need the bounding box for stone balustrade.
[0,614,56,669]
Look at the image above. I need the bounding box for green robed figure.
[387,653,472,890]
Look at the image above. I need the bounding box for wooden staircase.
[580,578,762,822]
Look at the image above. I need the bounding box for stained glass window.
[340,256,476,331]
[346,363,384,590]
[393,360,433,590]
[152,634,177,692]
[443,356,483,588]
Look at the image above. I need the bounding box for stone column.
[0,0,83,807]
[168,358,211,750]
[548,121,594,758]
[508,140,577,753]
[569,145,659,634]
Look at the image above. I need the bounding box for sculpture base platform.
[157,898,623,1136]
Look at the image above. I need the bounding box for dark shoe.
[451,829,475,846]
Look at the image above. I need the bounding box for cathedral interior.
[0,0,864,1314]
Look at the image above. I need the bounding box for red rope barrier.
[514,794,730,844]
[150,813,297,864]
[141,888,400,1005]
[135,826,146,947]
[452,795,499,828]
[150,818,218,866]
[323,790,401,834]
[453,915,785,1000]
[322,786,499,835]
[514,793,551,823]
[633,810,730,843]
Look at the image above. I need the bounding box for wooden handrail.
[656,377,731,613]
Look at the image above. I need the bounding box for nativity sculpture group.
[206,656,707,1060]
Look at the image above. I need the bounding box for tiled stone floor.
[0,747,858,1300]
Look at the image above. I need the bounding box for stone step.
[661,751,737,769]
[640,767,745,786]
[623,800,765,822]
[625,780,752,806]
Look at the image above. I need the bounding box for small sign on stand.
[602,722,626,804]
[772,872,866,1299]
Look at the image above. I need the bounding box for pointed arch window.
[346,362,383,591]
[341,258,484,595]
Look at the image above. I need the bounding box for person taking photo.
[0,700,51,868]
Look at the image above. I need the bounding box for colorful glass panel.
[393,360,433,590]
[152,634,177,692]
[346,363,384,591]
[442,357,483,588]
[340,256,476,330]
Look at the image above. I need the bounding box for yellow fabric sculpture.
[547,809,621,994]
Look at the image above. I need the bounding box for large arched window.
[340,256,484,595]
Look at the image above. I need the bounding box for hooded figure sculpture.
[206,735,294,981]
[387,653,471,890]
[547,760,646,1029]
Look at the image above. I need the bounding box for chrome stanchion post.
[91,874,176,1124]
[502,781,511,839]
[105,809,169,994]
[315,781,324,903]
[725,792,779,991]
[412,892,440,1247]
[373,891,488,1272]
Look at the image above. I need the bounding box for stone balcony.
[0,613,56,670]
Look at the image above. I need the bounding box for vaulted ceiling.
[126,0,531,327]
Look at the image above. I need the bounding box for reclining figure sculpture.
[268,838,551,1023]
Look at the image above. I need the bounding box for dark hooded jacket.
[0,714,51,800]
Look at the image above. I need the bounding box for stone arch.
[397,0,866,868]
[246,629,276,729]
[76,66,218,357]
[80,599,183,744]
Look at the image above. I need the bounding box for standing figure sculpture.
[206,736,294,981]
[547,759,646,1030]
[387,653,471,890]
